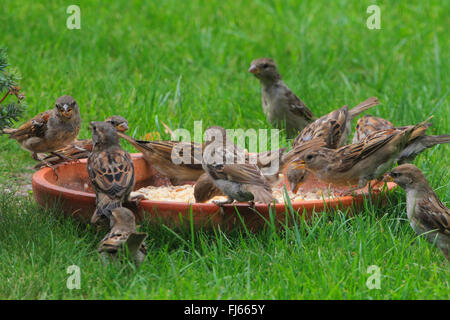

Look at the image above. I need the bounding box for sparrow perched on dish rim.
[2,95,81,163]
[284,97,379,193]
[288,117,432,194]
[98,207,147,265]
[202,126,276,206]
[353,115,449,164]
[387,164,449,260]
[36,115,129,168]
[87,121,135,226]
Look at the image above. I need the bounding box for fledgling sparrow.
[249,58,315,138]
[2,95,81,161]
[36,115,129,168]
[289,118,432,193]
[284,97,379,192]
[202,126,276,206]
[87,121,135,226]
[353,115,449,164]
[387,164,449,260]
[98,207,147,265]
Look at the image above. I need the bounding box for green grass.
[0,0,448,299]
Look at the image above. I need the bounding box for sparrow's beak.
[248,64,259,74]
[61,104,73,118]
[117,122,129,132]
[290,181,300,194]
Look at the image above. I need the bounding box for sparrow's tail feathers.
[422,134,450,147]
[91,198,122,224]
[349,97,380,118]
[398,134,450,164]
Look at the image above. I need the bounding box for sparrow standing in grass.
[2,95,81,162]
[202,126,276,206]
[98,207,147,265]
[87,121,135,225]
[353,115,450,164]
[289,118,432,193]
[284,97,379,192]
[387,164,449,260]
[249,58,315,138]
[36,115,129,168]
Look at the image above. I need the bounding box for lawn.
[0,0,448,299]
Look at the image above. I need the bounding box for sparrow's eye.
[305,154,315,161]
[391,172,400,178]
[262,63,269,69]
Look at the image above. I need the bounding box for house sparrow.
[36,116,129,168]
[289,118,432,193]
[118,132,205,185]
[87,122,135,225]
[352,115,394,143]
[194,173,224,203]
[292,97,380,148]
[98,207,147,265]
[2,95,81,161]
[249,58,315,138]
[353,115,450,164]
[284,97,379,192]
[387,164,449,260]
[202,126,276,206]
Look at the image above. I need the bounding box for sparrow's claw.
[130,194,146,207]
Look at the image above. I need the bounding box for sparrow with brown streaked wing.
[118,132,205,185]
[387,164,449,260]
[284,97,380,193]
[98,207,147,265]
[2,95,81,161]
[353,115,450,164]
[249,58,315,138]
[289,117,432,193]
[202,126,276,206]
[293,97,380,148]
[87,121,135,226]
[36,115,129,168]
[352,114,394,143]
[194,148,286,203]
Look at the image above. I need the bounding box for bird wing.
[354,115,394,143]
[293,105,349,148]
[87,148,135,199]
[212,163,270,188]
[416,195,450,235]
[285,90,315,122]
[335,129,398,171]
[118,132,203,170]
[4,110,52,141]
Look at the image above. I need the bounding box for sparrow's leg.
[129,194,146,207]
